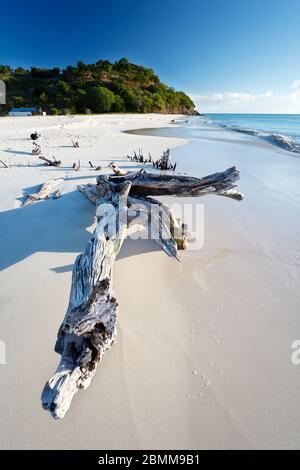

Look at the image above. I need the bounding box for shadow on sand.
[0,188,160,272]
[0,189,94,271]
[4,149,33,156]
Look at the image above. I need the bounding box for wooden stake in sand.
[41,166,243,419]
[153,148,177,170]
[72,160,81,171]
[0,159,9,168]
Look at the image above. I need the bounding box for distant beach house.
[8,107,46,116]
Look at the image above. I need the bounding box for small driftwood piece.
[153,148,176,170]
[72,139,80,148]
[32,143,42,155]
[109,162,129,176]
[22,178,64,206]
[42,165,243,419]
[127,149,152,164]
[89,161,102,171]
[30,132,40,141]
[72,160,81,171]
[39,156,62,167]
[0,159,9,168]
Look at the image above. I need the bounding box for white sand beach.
[0,114,299,449]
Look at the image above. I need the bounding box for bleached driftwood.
[128,195,188,254]
[42,165,243,419]
[22,179,64,206]
[109,163,130,176]
[39,156,62,167]
[78,184,183,259]
[41,180,131,419]
[104,166,243,200]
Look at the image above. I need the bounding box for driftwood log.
[41,180,131,418]
[22,178,64,206]
[32,143,42,155]
[109,162,129,176]
[39,156,62,167]
[30,132,40,140]
[41,166,243,419]
[105,166,243,200]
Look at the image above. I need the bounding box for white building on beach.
[8,107,46,116]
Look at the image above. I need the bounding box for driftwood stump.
[153,148,176,170]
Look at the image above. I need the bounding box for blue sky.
[1,0,300,112]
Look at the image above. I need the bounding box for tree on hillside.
[30,67,60,78]
[111,95,125,112]
[87,87,116,113]
[12,96,24,107]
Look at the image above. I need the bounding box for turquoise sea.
[202,114,300,154]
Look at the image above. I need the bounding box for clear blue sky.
[1,0,300,112]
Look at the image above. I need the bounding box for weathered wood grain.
[42,164,243,419]
[41,181,131,419]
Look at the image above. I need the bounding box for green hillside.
[0,58,197,116]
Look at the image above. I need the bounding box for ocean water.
[202,114,300,154]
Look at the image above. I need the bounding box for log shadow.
[0,189,95,271]
[117,238,160,259]
[3,149,33,156]
[51,264,74,273]
[5,138,30,141]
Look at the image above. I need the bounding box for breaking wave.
[218,124,300,154]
